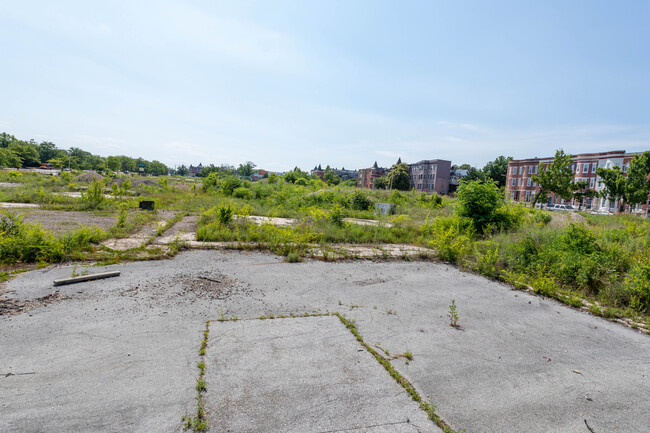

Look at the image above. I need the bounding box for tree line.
[0,132,169,175]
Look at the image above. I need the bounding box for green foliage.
[232,186,253,199]
[623,257,650,312]
[221,176,242,196]
[482,156,512,188]
[386,162,411,191]
[625,151,650,207]
[329,204,345,227]
[323,166,341,186]
[448,300,460,327]
[456,179,519,234]
[426,216,474,264]
[597,166,627,212]
[350,191,373,211]
[0,213,106,264]
[531,149,574,205]
[374,176,389,189]
[80,178,106,210]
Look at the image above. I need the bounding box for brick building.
[408,159,451,195]
[357,161,387,189]
[506,150,645,211]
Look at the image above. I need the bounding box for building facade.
[506,150,645,210]
[357,161,387,189]
[408,159,451,195]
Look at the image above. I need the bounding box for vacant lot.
[1,250,648,433]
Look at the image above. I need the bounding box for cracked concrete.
[1,250,648,432]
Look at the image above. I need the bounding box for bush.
[623,257,650,312]
[233,187,253,199]
[221,177,241,196]
[427,216,474,264]
[80,178,105,210]
[456,180,505,234]
[351,191,373,211]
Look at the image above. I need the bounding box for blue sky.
[1,1,649,171]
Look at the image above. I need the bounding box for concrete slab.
[205,316,439,433]
[1,250,648,433]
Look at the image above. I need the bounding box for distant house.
[408,159,451,195]
[448,168,469,194]
[357,161,387,189]
[251,169,269,181]
[189,163,203,177]
[311,164,358,182]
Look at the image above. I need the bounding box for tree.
[9,141,40,167]
[386,162,410,190]
[464,166,485,182]
[373,176,389,189]
[37,141,59,163]
[625,151,650,209]
[176,165,189,176]
[323,165,341,186]
[571,180,597,210]
[0,147,22,168]
[597,166,627,212]
[531,149,574,207]
[237,161,256,177]
[482,156,512,188]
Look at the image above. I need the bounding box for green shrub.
[221,177,241,196]
[623,257,650,312]
[351,191,373,211]
[232,187,253,199]
[427,216,474,264]
[80,178,105,210]
[456,180,513,234]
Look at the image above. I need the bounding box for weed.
[285,252,302,263]
[448,300,460,328]
[336,313,458,433]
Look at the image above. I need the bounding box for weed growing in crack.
[335,313,459,433]
[448,300,460,328]
[184,320,210,431]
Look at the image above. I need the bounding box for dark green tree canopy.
[387,162,410,190]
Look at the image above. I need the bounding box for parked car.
[590,208,613,216]
[548,204,576,212]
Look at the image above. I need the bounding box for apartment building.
[506,150,643,210]
[357,161,387,189]
[408,159,451,195]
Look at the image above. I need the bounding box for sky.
[1,0,649,172]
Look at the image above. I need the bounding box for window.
[575,163,580,172]
[535,165,539,174]
[511,178,516,186]
[592,162,597,172]
[590,178,595,188]
[525,191,531,201]
[624,162,630,173]
[527,178,532,187]
[513,166,518,175]
[583,164,589,173]
[571,164,575,172]
[528,166,533,174]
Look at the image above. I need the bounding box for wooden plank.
[53,271,121,286]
